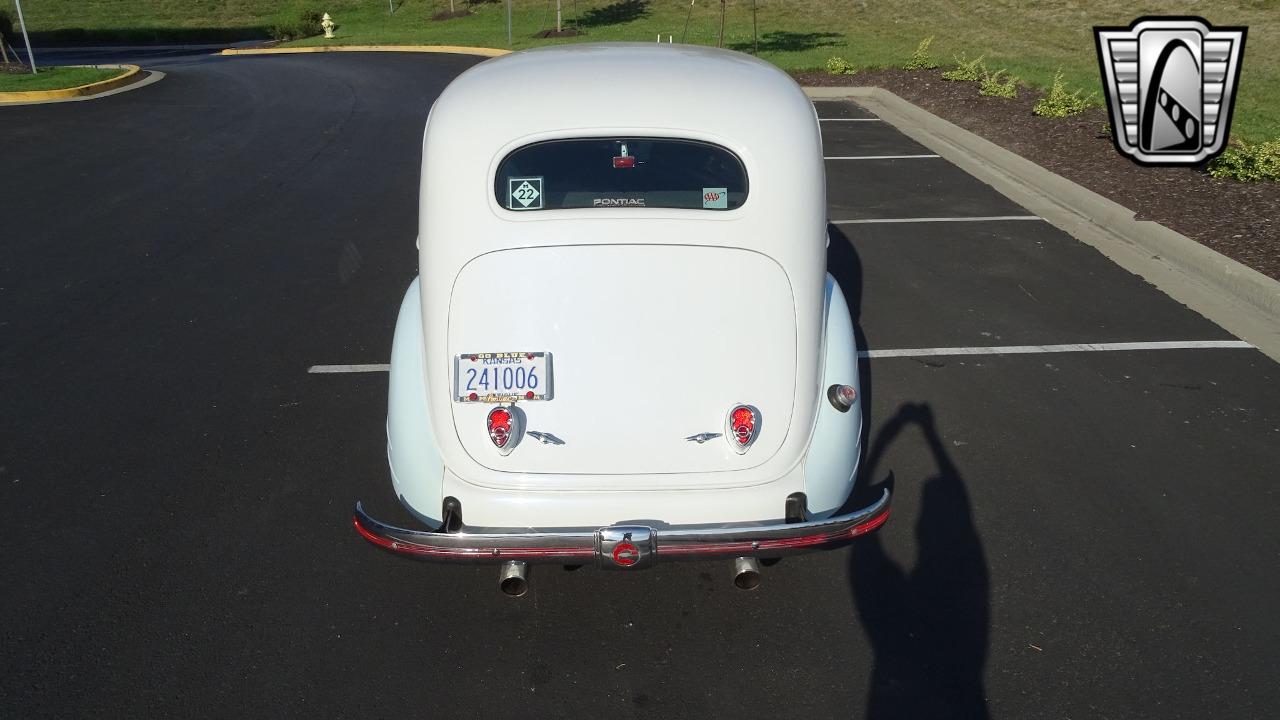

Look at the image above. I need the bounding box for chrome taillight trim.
[487,405,523,455]
[725,404,760,454]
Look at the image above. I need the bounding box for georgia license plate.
[454,352,553,402]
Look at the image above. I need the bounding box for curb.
[0,64,142,103]
[221,45,510,58]
[805,86,1280,363]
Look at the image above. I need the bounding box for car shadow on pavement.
[827,224,990,720]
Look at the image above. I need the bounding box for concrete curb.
[806,86,1280,362]
[221,45,510,57]
[0,64,142,103]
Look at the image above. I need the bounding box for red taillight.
[726,405,759,453]
[827,384,856,412]
[612,156,636,168]
[488,406,517,453]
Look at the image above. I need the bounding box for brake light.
[487,406,521,455]
[613,142,635,168]
[726,405,759,453]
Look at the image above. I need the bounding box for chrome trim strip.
[527,430,565,445]
[352,488,890,565]
[685,432,722,444]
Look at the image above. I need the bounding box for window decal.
[507,177,544,210]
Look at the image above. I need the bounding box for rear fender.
[803,273,863,517]
[387,278,446,528]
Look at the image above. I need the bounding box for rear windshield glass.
[495,138,748,211]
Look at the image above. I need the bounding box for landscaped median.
[0,64,141,103]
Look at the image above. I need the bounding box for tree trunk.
[752,0,758,54]
[717,0,725,48]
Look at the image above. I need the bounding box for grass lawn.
[0,65,123,92]
[17,0,1280,140]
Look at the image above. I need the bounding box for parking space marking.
[819,118,882,122]
[831,216,1043,224]
[308,341,1254,374]
[860,340,1254,359]
[308,364,391,374]
[825,154,940,160]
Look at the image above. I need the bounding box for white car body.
[355,44,889,584]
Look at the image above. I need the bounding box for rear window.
[495,138,748,212]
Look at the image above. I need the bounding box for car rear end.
[355,44,888,592]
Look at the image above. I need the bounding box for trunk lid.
[446,244,797,476]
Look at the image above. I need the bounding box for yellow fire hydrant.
[321,13,335,39]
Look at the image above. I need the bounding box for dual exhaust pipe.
[498,557,762,596]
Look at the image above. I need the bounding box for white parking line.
[308,364,390,374]
[831,216,1044,224]
[308,340,1255,374]
[859,341,1254,359]
[824,154,940,160]
[819,118,882,122]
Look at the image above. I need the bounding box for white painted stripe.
[859,340,1254,359]
[819,118,881,122]
[831,216,1043,224]
[309,341,1254,374]
[308,364,391,374]
[824,154,940,160]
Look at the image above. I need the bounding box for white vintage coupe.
[354,43,890,595]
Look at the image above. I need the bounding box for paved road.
[3,53,1278,718]
[21,42,261,68]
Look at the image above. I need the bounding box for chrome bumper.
[353,488,890,568]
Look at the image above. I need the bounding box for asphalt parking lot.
[3,53,1279,719]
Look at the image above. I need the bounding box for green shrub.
[978,67,1018,98]
[1034,69,1094,117]
[826,56,855,76]
[269,10,325,41]
[941,53,984,82]
[0,10,14,42]
[905,36,938,70]
[299,10,324,33]
[1207,139,1280,182]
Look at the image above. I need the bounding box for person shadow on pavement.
[849,403,991,720]
[827,223,990,720]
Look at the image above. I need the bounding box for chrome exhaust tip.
[499,560,529,597]
[733,557,761,590]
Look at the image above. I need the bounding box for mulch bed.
[794,68,1279,280]
[0,62,31,75]
[430,10,473,21]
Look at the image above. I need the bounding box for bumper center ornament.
[597,526,655,570]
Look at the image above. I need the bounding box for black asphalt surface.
[821,121,932,156]
[825,157,1031,220]
[841,219,1238,347]
[25,42,261,68]
[3,54,1278,719]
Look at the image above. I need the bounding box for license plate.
[454,352,553,402]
